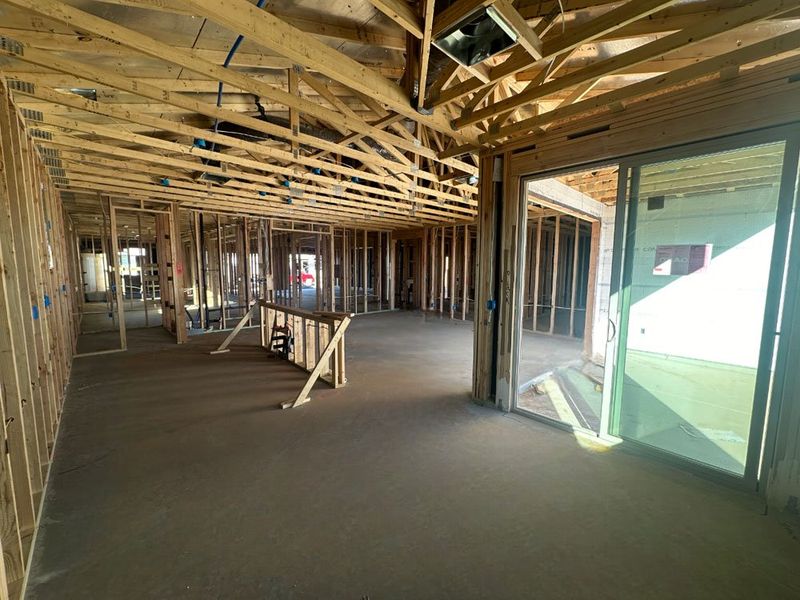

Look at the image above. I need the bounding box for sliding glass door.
[609,136,798,479]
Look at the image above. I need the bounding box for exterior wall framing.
[0,83,78,599]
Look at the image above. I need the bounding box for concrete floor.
[27,312,800,599]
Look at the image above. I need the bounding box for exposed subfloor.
[27,312,800,599]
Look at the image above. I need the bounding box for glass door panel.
[611,142,787,476]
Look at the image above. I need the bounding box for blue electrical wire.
[212,0,268,139]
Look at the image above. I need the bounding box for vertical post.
[125,235,133,310]
[414,237,422,308]
[216,214,226,329]
[243,217,251,317]
[315,232,322,311]
[295,235,301,309]
[550,215,560,335]
[100,195,112,315]
[329,225,335,311]
[343,229,350,312]
[439,226,445,314]
[376,231,383,310]
[429,227,436,310]
[533,216,542,332]
[266,219,274,303]
[570,217,580,338]
[450,224,456,319]
[138,212,150,327]
[462,224,469,320]
[108,201,127,350]
[524,221,533,322]
[399,241,406,308]
[388,231,395,310]
[583,221,600,358]
[193,212,205,329]
[356,230,361,312]
[363,229,368,314]
[169,203,188,344]
[284,233,297,306]
[421,227,428,311]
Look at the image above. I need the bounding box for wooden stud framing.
[0,82,78,598]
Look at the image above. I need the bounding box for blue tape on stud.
[486,299,496,311]
[32,305,39,320]
[44,294,51,308]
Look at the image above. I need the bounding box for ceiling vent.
[432,6,517,67]
[68,88,97,101]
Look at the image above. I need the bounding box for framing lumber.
[368,0,424,39]
[0,81,77,598]
[429,0,689,107]
[491,0,543,61]
[209,302,259,354]
[176,0,474,143]
[453,0,797,128]
[416,0,437,110]
[0,0,479,166]
[480,27,800,144]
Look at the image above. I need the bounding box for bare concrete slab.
[26,312,800,599]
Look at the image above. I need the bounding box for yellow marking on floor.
[541,376,582,429]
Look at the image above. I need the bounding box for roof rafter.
[453,0,798,129]
[368,0,424,38]
[479,26,800,144]
[91,0,408,49]
[175,0,474,144]
[429,0,683,107]
[0,0,477,163]
[0,39,476,181]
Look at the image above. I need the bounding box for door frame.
[512,161,619,436]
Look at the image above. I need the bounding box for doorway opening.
[515,167,618,433]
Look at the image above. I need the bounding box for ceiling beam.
[56,166,444,226]
[428,0,682,107]
[176,0,474,144]
[0,39,475,179]
[43,136,464,226]
[89,0,407,49]
[416,0,437,110]
[479,24,800,144]
[23,106,474,212]
[0,0,477,158]
[367,0,423,39]
[491,0,543,61]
